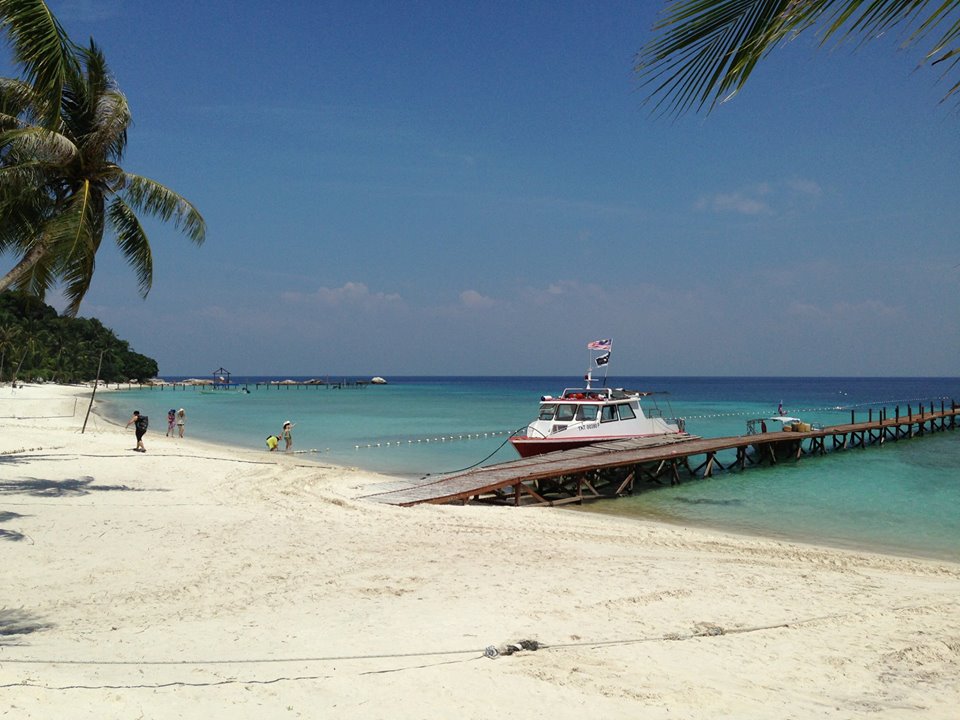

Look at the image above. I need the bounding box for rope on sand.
[6,600,954,676]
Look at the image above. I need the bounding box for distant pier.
[114,379,371,391]
[360,401,960,507]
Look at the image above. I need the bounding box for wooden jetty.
[119,379,370,391]
[359,402,960,507]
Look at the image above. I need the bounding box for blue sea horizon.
[99,375,960,562]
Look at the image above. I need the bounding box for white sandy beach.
[1,383,959,719]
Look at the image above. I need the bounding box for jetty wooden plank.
[359,405,960,507]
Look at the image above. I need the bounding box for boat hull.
[510,433,678,458]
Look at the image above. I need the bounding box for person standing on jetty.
[126,410,148,453]
[282,421,295,452]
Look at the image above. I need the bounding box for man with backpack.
[125,410,149,453]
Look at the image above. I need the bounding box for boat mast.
[585,338,613,389]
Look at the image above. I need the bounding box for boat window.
[600,405,619,422]
[538,404,557,421]
[556,404,576,422]
[575,405,598,421]
[618,403,636,420]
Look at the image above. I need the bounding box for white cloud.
[786,178,823,196]
[459,289,495,309]
[697,178,822,216]
[787,299,903,323]
[701,192,771,215]
[281,282,402,309]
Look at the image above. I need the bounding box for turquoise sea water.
[99,376,960,561]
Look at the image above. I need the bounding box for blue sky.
[3,1,959,376]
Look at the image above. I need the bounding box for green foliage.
[637,0,960,116]
[0,290,158,383]
[1,1,205,314]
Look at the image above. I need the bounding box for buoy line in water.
[350,396,955,447]
[353,430,514,451]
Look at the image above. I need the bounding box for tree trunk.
[0,243,47,294]
[12,348,29,384]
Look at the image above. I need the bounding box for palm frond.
[61,40,129,161]
[0,0,79,128]
[0,124,78,164]
[121,174,207,245]
[0,77,42,127]
[638,0,960,115]
[637,0,815,116]
[45,183,105,315]
[106,196,153,297]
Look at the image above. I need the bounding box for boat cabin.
[535,387,677,427]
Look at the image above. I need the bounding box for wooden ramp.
[358,405,959,507]
[359,433,705,506]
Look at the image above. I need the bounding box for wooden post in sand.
[81,350,104,434]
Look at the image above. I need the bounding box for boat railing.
[560,388,612,400]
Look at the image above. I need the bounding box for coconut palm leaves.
[1,2,205,314]
[637,0,960,116]
[0,0,76,128]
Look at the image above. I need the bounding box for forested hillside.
[0,293,158,383]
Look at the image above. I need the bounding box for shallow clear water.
[100,376,960,561]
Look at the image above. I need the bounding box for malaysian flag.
[587,338,612,351]
[595,352,611,367]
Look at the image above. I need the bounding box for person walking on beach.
[282,421,295,452]
[126,410,148,453]
[176,408,186,438]
[166,408,176,437]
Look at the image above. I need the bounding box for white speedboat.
[510,344,685,457]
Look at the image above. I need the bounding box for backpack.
[136,415,149,432]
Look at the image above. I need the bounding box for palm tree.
[636,1,960,116]
[0,322,20,382]
[10,330,35,383]
[0,3,205,314]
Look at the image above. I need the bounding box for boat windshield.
[576,405,599,421]
[556,404,577,422]
[538,403,557,421]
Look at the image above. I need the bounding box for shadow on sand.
[0,452,76,467]
[1,510,29,542]
[0,476,164,496]
[0,608,54,646]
